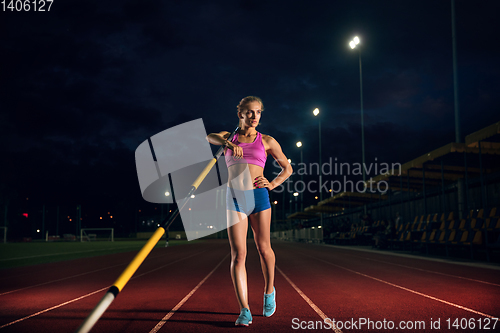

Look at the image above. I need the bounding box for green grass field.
[0,240,196,270]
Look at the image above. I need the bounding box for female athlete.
[207,96,293,326]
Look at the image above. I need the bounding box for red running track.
[0,240,499,332]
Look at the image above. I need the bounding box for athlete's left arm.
[260,135,293,191]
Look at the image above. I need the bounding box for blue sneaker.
[263,287,276,317]
[235,308,252,326]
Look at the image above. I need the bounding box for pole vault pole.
[75,125,239,333]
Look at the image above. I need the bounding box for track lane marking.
[0,246,170,282]
[307,243,500,287]
[0,250,192,296]
[0,244,223,295]
[0,263,129,297]
[282,242,500,288]
[0,250,208,330]
[0,246,143,261]
[277,266,342,333]
[0,287,109,330]
[357,256,500,287]
[322,243,500,271]
[300,252,497,319]
[149,253,229,333]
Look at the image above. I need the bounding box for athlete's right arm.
[207,131,243,158]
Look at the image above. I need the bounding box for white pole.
[75,292,116,333]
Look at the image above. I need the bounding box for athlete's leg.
[227,210,250,310]
[249,208,275,294]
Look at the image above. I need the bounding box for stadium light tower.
[313,108,323,231]
[296,141,303,211]
[349,36,367,214]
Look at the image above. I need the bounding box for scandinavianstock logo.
[272,158,401,195]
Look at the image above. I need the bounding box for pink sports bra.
[225,132,267,168]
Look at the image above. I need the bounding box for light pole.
[293,192,299,215]
[313,108,323,230]
[349,36,367,214]
[451,0,465,219]
[296,141,303,212]
[272,200,277,232]
[451,0,461,143]
[285,158,292,222]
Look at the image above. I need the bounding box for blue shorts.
[226,187,271,215]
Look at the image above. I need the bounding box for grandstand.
[275,121,500,262]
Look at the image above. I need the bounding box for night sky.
[1,0,499,234]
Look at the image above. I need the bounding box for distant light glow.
[313,108,320,116]
[293,192,299,197]
[36,229,40,233]
[287,159,291,163]
[318,226,322,228]
[165,191,170,197]
[350,36,360,49]
[296,141,302,148]
[190,194,195,198]
[274,201,278,205]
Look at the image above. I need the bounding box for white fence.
[271,227,323,243]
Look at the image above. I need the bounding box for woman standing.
[207,96,293,326]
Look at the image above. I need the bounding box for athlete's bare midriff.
[227,164,264,190]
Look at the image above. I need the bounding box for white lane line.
[323,244,500,271]
[0,246,142,261]
[0,251,206,330]
[306,253,497,319]
[0,247,156,282]
[0,287,109,330]
[358,256,500,287]
[0,251,176,296]
[149,253,230,333]
[277,266,342,333]
[316,244,500,287]
[0,264,123,297]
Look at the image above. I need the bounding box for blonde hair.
[237,96,264,127]
[237,96,264,112]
